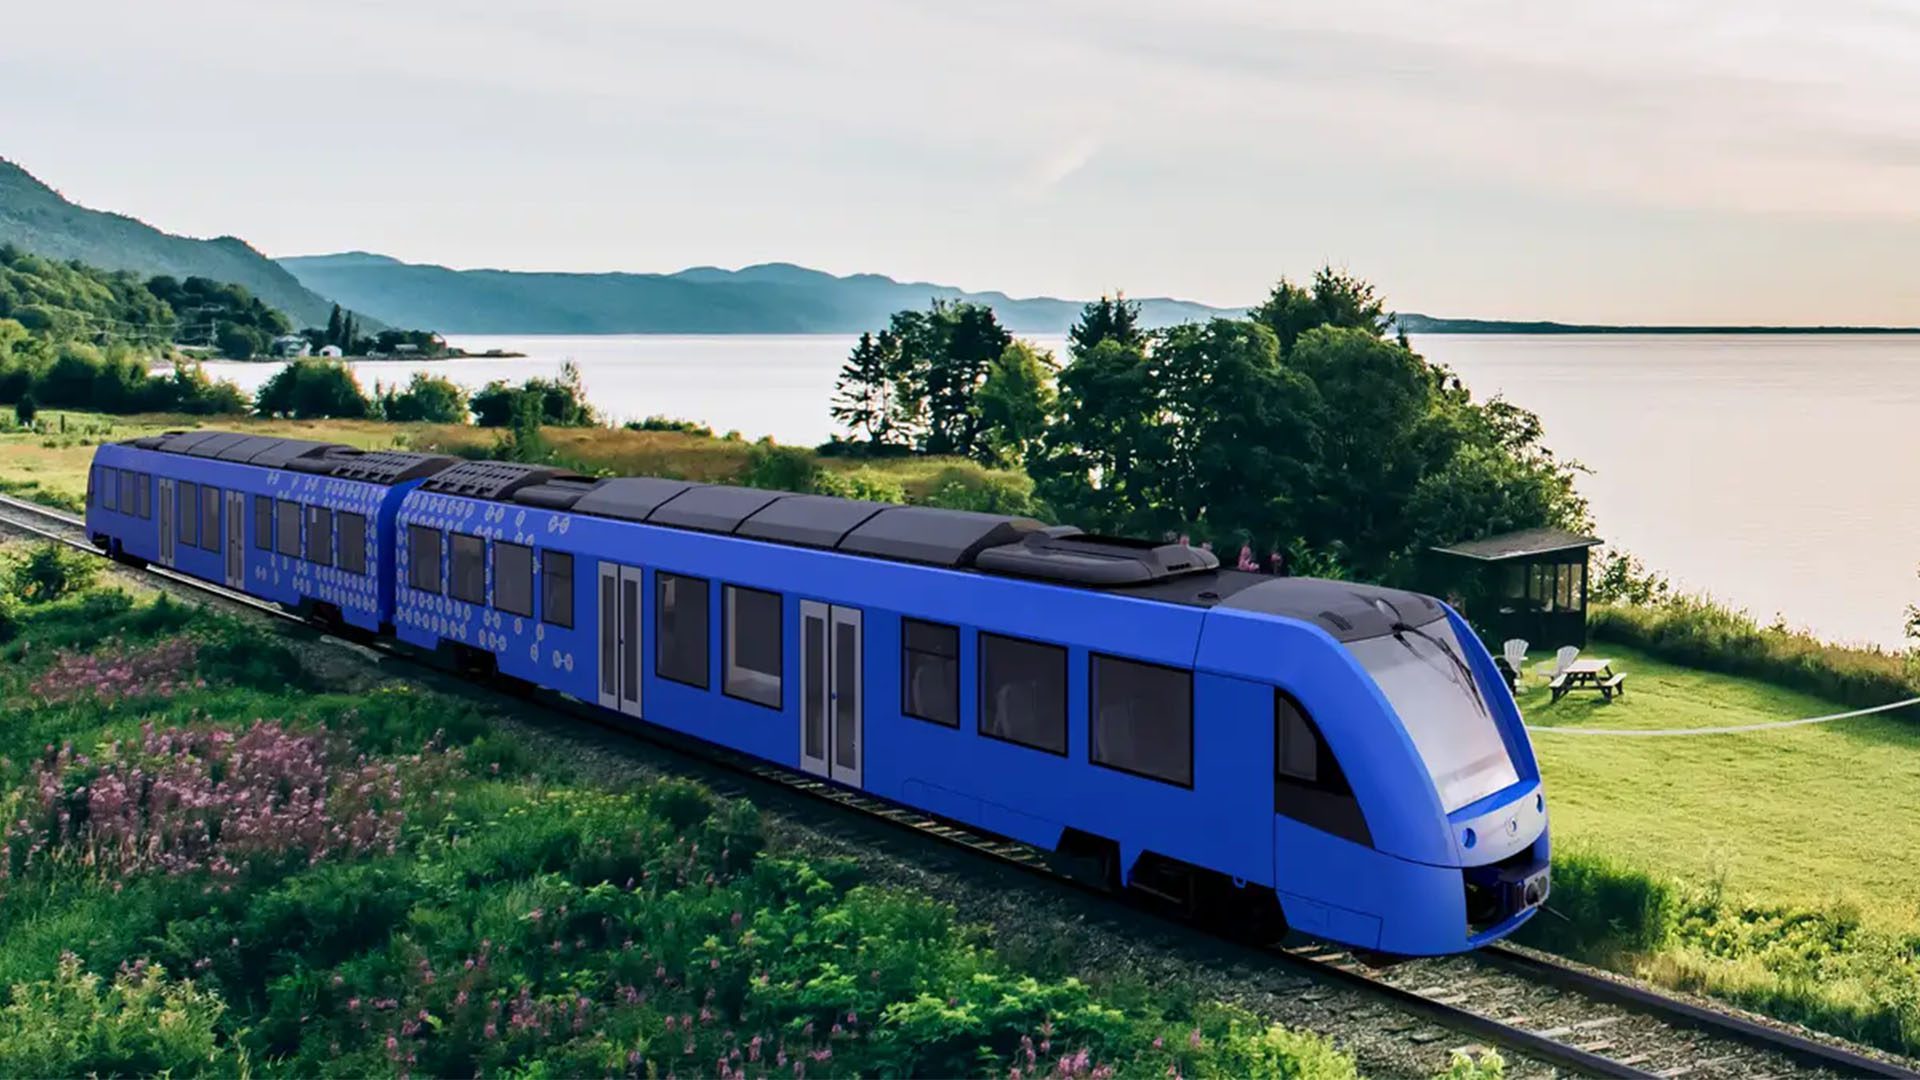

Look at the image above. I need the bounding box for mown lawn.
[1515,643,1920,931]
[1511,643,1920,1057]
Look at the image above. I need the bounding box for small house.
[1430,527,1602,648]
[271,335,310,358]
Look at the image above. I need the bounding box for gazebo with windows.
[1429,527,1602,648]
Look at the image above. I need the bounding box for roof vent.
[973,530,1219,586]
[423,460,580,500]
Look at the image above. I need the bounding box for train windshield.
[1345,615,1520,813]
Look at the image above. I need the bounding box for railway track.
[7,491,1916,1079]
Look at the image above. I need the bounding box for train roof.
[115,432,1447,629]
[123,432,456,485]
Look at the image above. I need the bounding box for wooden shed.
[1430,527,1602,649]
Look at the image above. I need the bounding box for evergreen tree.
[830,330,910,447]
[325,304,344,347]
[1068,294,1145,359]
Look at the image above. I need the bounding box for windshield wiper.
[1391,619,1489,717]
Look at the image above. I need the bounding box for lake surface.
[199,332,1920,647]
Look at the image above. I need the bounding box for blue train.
[85,431,1550,956]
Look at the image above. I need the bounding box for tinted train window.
[541,550,574,627]
[656,572,709,689]
[178,482,199,547]
[902,618,959,727]
[136,474,151,519]
[494,541,533,616]
[99,468,117,512]
[121,470,137,517]
[723,585,782,708]
[200,486,221,551]
[408,525,442,593]
[276,500,302,558]
[252,495,272,551]
[338,512,368,574]
[307,506,334,567]
[1090,655,1193,787]
[979,632,1067,755]
[1273,693,1370,847]
[449,533,485,604]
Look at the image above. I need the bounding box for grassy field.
[0,410,1030,510]
[1512,644,1920,1056]
[1516,643,1920,930]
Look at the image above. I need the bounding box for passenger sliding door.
[224,490,245,588]
[157,477,176,568]
[597,561,643,718]
[800,600,863,787]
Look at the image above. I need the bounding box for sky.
[6,0,1920,322]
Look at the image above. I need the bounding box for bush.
[470,362,595,428]
[4,541,100,605]
[378,372,470,423]
[918,465,1042,517]
[254,358,372,419]
[1591,597,1916,710]
[0,953,237,1078]
[1516,848,1676,961]
[626,415,715,437]
[12,393,35,426]
[740,442,818,493]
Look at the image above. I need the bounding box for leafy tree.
[469,363,594,428]
[378,372,469,423]
[892,300,1010,458]
[1248,266,1388,357]
[254,359,372,419]
[972,340,1057,467]
[1068,294,1145,358]
[1030,337,1168,536]
[214,322,266,360]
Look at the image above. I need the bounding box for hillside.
[278,252,1239,334]
[0,159,351,330]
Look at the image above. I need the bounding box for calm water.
[199,332,1920,647]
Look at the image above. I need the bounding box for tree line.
[829,269,1589,580]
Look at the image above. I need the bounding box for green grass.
[1514,643,1920,931]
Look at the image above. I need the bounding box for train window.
[120,470,137,517]
[656,572,710,689]
[338,512,368,574]
[723,585,782,709]
[902,618,959,727]
[99,467,117,512]
[541,549,574,628]
[494,541,533,616]
[1090,655,1193,787]
[408,524,443,593]
[1273,693,1371,847]
[307,506,334,566]
[252,496,272,551]
[449,533,486,604]
[136,473,150,519]
[178,482,200,548]
[979,632,1067,756]
[276,500,303,558]
[200,486,221,551]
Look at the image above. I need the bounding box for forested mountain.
[278,252,1240,334]
[0,159,349,329]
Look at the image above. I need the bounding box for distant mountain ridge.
[277,252,1243,334]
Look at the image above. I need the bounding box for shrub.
[0,952,237,1078]
[1590,596,1915,710]
[1516,848,1676,961]
[378,372,470,423]
[12,393,35,426]
[740,443,818,493]
[812,468,907,504]
[626,415,715,437]
[918,465,1041,517]
[254,358,372,419]
[4,541,99,605]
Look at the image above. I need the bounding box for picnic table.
[1549,657,1627,702]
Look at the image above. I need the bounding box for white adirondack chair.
[1551,645,1580,677]
[1501,639,1529,674]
